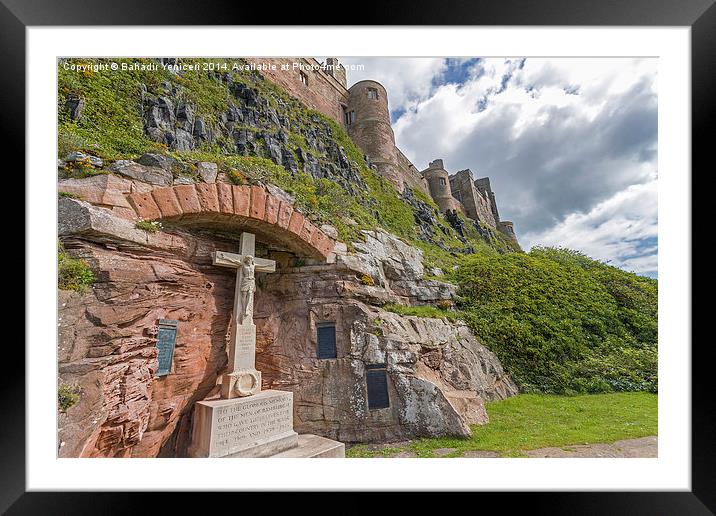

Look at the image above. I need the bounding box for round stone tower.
[347,80,403,189]
[423,159,461,213]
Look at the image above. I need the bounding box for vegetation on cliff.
[455,247,658,394]
[57,58,519,259]
[58,243,95,292]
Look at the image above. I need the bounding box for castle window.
[345,110,356,125]
[316,322,337,359]
[367,87,378,100]
[439,177,446,186]
[299,71,309,86]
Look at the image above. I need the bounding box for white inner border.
[27,27,690,491]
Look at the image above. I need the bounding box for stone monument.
[189,232,344,458]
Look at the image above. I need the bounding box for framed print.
[6,0,712,512]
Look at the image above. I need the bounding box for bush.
[58,384,81,412]
[359,274,375,286]
[455,247,657,394]
[58,244,95,292]
[382,303,461,321]
[135,220,162,233]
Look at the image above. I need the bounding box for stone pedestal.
[190,232,344,458]
[189,390,298,458]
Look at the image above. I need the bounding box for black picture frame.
[7,0,710,512]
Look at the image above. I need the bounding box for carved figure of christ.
[212,232,276,377]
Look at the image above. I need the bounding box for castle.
[245,57,518,242]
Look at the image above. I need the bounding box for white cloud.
[332,57,658,276]
[341,57,447,115]
[521,179,658,275]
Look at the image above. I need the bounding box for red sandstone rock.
[151,187,183,218]
[195,183,219,213]
[288,211,305,235]
[277,201,293,229]
[249,185,266,220]
[127,192,161,220]
[173,185,202,215]
[58,240,235,458]
[264,194,280,225]
[58,175,133,209]
[299,220,316,245]
[216,183,234,214]
[232,185,250,217]
[311,231,334,259]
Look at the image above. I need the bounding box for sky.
[337,57,658,278]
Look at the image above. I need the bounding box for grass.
[382,303,462,322]
[135,220,162,233]
[58,244,95,292]
[346,392,657,458]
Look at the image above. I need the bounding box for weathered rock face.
[58,236,235,457]
[57,178,517,456]
[137,72,369,197]
[253,264,517,443]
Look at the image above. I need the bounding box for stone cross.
[212,232,275,399]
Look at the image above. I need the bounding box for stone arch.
[126,183,336,261]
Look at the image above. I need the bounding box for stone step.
[270,434,345,458]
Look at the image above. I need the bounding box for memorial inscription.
[155,319,178,377]
[191,390,298,457]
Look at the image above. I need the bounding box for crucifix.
[212,232,276,399]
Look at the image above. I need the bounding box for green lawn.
[346,392,657,458]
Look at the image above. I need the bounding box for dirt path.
[349,436,658,458]
[524,436,657,458]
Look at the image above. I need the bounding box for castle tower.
[324,58,347,89]
[422,159,462,213]
[346,80,404,190]
[498,221,519,243]
[474,177,500,223]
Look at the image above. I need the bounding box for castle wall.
[246,57,349,127]
[422,159,462,213]
[498,221,518,243]
[449,169,497,228]
[474,177,501,223]
[396,148,429,194]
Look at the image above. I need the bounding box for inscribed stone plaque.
[317,323,337,359]
[366,367,390,409]
[155,319,178,377]
[231,324,256,370]
[190,389,297,457]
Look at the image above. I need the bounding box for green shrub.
[359,274,375,286]
[57,129,88,158]
[135,220,162,233]
[58,244,95,292]
[454,247,657,394]
[382,303,461,321]
[58,384,81,412]
[58,191,81,199]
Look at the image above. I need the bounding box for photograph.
[56,56,659,460]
